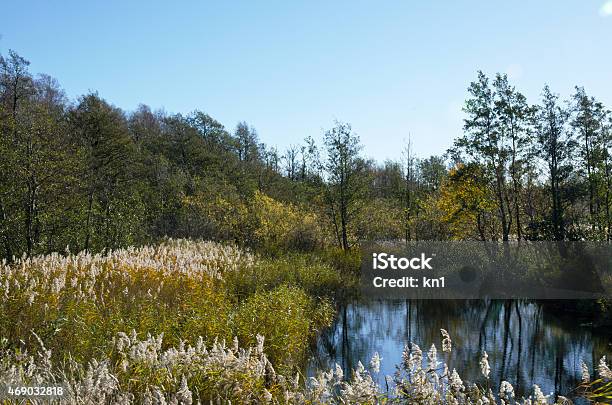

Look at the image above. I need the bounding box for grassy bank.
[0,240,353,376]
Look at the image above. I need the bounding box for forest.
[1,51,612,260]
[1,49,611,404]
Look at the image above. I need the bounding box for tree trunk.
[511,135,522,240]
[340,201,349,251]
[494,167,510,241]
[0,198,12,261]
[605,152,611,241]
[84,189,94,252]
[584,125,596,232]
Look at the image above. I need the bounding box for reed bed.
[0,240,607,403]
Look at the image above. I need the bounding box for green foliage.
[354,198,404,241]
[323,121,370,250]
[3,48,612,262]
[225,253,346,300]
[2,47,612,403]
[180,179,250,242]
[234,285,333,372]
[317,246,360,272]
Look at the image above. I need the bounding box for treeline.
[0,50,611,261]
[449,72,611,241]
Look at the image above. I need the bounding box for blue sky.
[2,1,611,162]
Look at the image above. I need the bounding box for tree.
[71,93,142,251]
[323,121,366,250]
[0,50,34,259]
[265,146,280,174]
[401,137,418,241]
[17,84,74,256]
[0,50,33,124]
[189,110,227,145]
[284,145,299,180]
[493,73,533,240]
[0,52,82,258]
[432,163,497,241]
[571,87,608,237]
[603,114,612,240]
[535,86,574,240]
[419,156,446,192]
[128,104,162,146]
[234,121,259,162]
[452,72,512,240]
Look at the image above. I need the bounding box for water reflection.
[308,300,611,401]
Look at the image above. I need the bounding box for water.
[308,300,611,401]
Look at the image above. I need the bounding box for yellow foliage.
[182,192,249,241]
[431,164,497,240]
[250,191,323,251]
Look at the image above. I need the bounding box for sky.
[2,0,612,162]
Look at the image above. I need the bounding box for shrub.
[318,246,362,275]
[233,285,333,373]
[250,191,325,252]
[225,253,345,300]
[181,187,250,242]
[354,198,405,241]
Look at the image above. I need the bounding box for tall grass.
[0,240,335,371]
[0,240,605,403]
[1,327,606,403]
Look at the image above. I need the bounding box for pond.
[308,300,611,402]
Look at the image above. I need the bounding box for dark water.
[308,300,611,401]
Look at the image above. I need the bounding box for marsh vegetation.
[1,48,611,403]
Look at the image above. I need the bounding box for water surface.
[308,300,611,401]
